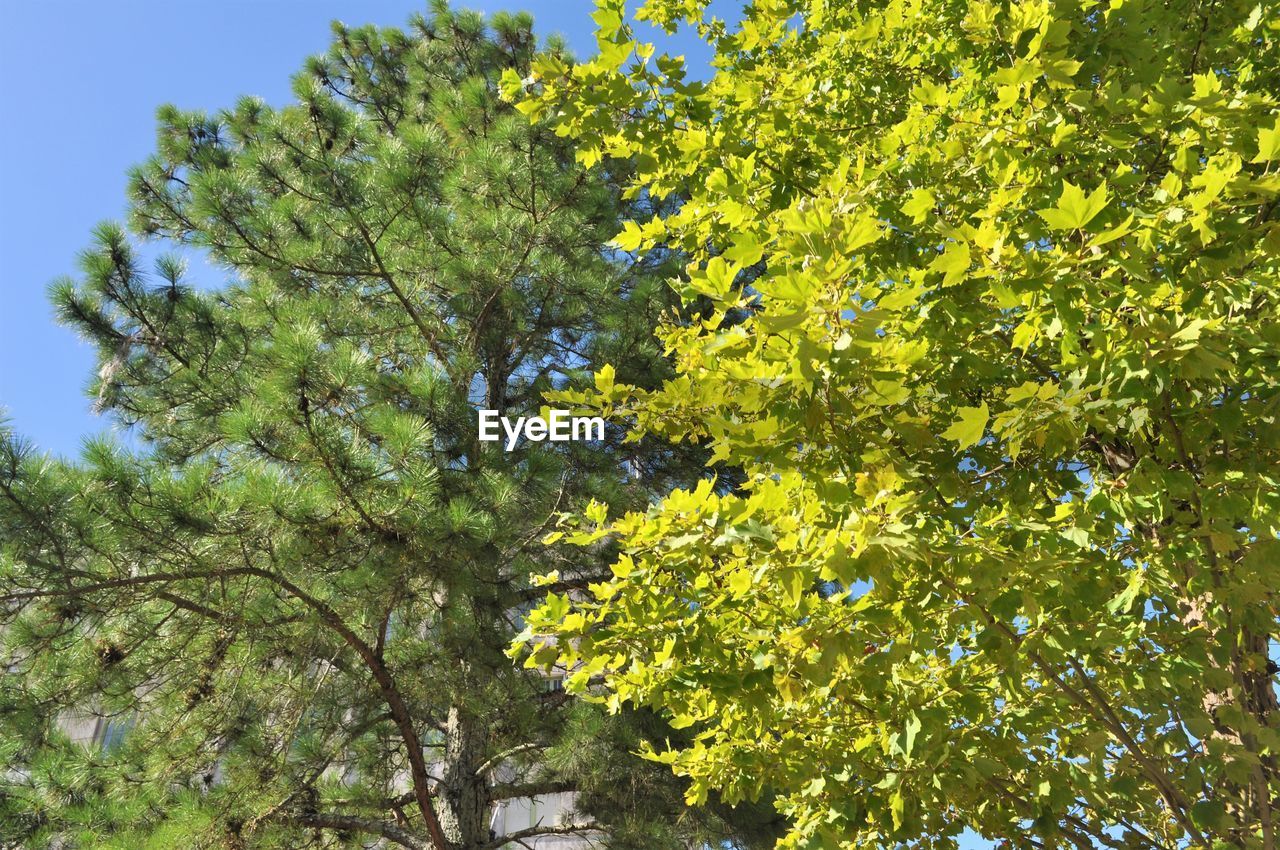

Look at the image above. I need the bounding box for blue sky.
[0,0,714,457]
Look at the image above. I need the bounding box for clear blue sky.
[0,0,714,458]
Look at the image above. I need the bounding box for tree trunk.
[1187,588,1278,843]
[438,704,492,850]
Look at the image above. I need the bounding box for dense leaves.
[512,0,1280,847]
[0,5,777,850]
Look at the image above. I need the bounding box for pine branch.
[478,822,597,850]
[279,810,429,850]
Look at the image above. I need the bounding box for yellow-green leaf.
[1252,118,1280,163]
[942,402,989,449]
[1037,180,1109,230]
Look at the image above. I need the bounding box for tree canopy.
[0,5,779,850]
[512,0,1280,847]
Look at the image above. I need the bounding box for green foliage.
[512,0,1280,847]
[0,5,773,850]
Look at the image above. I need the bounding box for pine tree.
[0,5,780,849]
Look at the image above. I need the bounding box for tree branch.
[281,810,429,850]
[479,822,597,850]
